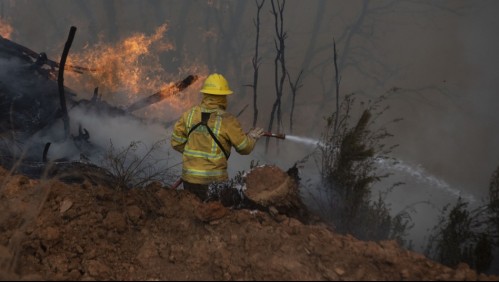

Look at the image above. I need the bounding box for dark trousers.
[182,180,267,210]
[182,181,210,202]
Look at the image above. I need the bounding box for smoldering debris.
[0,34,196,183]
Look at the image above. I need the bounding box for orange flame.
[66,24,209,120]
[0,18,13,39]
[67,24,172,102]
[134,76,206,119]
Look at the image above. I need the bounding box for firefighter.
[171,73,264,201]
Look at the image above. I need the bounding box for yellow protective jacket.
[171,94,256,184]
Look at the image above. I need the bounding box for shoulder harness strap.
[187,112,229,159]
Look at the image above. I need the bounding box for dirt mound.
[1,165,498,281]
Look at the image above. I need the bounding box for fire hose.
[171,178,183,190]
[169,131,285,190]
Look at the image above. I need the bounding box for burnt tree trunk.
[58,26,77,140]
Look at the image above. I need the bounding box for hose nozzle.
[263,131,286,139]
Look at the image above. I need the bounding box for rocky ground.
[1,164,498,281]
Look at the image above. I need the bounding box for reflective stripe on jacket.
[171,94,256,184]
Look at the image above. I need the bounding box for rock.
[195,201,228,222]
[41,227,61,241]
[85,260,112,278]
[103,211,127,232]
[126,205,143,224]
[136,240,160,266]
[334,266,346,276]
[59,198,73,214]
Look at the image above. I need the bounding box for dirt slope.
[0,166,498,281]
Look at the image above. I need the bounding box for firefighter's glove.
[248,127,264,140]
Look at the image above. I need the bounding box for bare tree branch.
[333,38,340,134]
[287,69,303,133]
[251,0,265,127]
[266,0,287,153]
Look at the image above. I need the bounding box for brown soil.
[1,165,498,281]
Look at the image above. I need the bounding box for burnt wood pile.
[0,33,197,182]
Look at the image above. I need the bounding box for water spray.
[262,132,327,148]
[263,131,286,139]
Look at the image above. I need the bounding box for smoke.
[76,109,165,150]
[40,107,173,162]
[0,56,33,89]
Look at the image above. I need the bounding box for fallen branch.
[125,75,199,113]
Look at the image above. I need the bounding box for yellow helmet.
[200,73,233,95]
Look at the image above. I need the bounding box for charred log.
[0,35,95,76]
[46,161,117,186]
[43,142,51,163]
[125,74,198,113]
[0,158,117,186]
[0,34,43,64]
[90,87,100,103]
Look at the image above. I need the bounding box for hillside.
[1,165,498,281]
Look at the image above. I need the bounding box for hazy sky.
[2,0,499,254]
